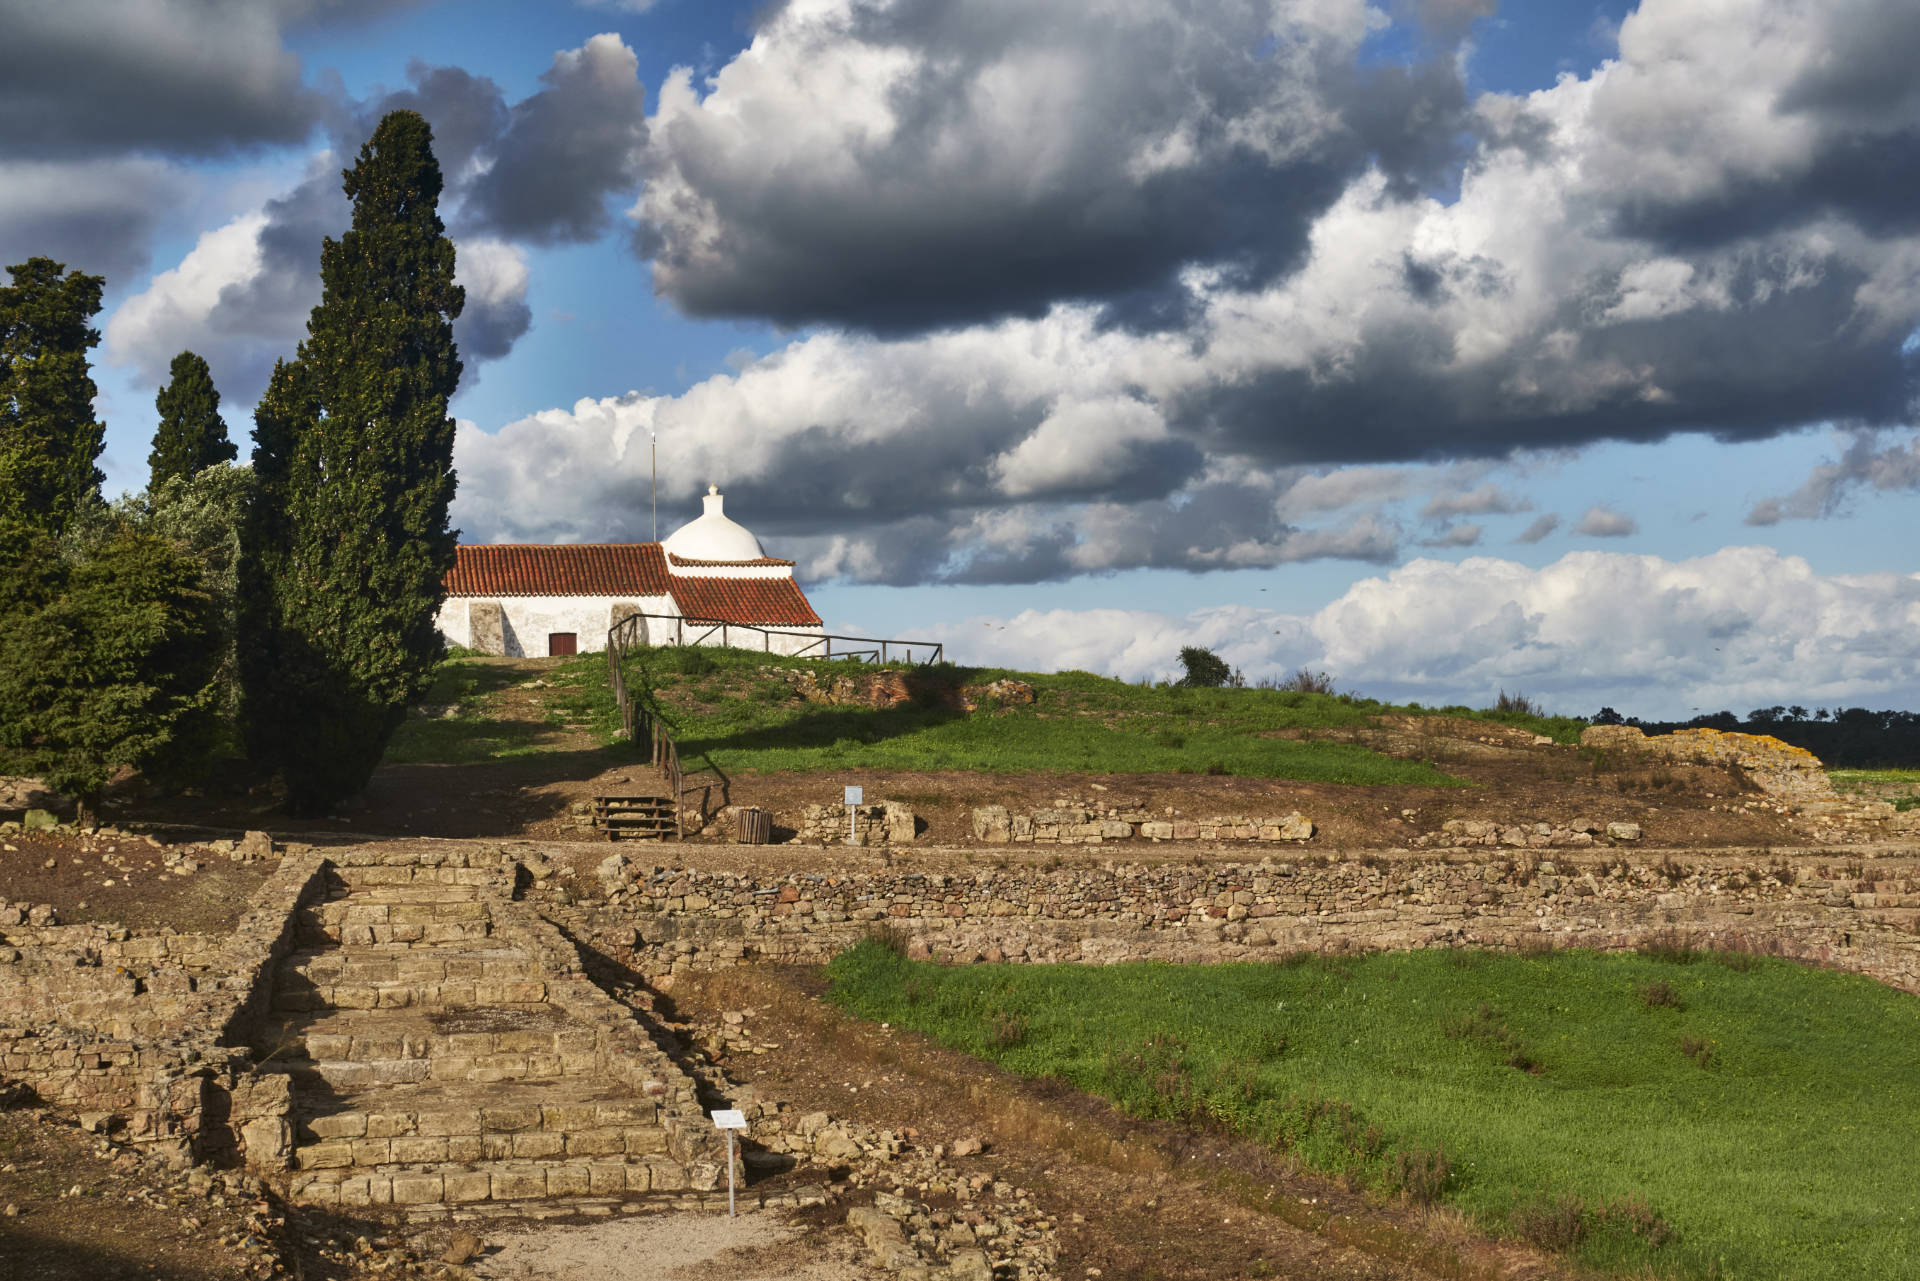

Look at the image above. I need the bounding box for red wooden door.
[548,632,578,656]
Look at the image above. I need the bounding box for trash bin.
[736,807,771,845]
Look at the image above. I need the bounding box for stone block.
[296,1140,353,1170]
[492,1169,547,1200]
[416,1108,480,1136]
[971,806,1011,843]
[389,1136,449,1163]
[365,1111,411,1139]
[391,1174,444,1205]
[446,1135,484,1162]
[566,1128,628,1156]
[482,1105,541,1132]
[307,1111,366,1140]
[443,1171,492,1202]
[349,1138,391,1166]
[647,1160,687,1191]
[547,1163,591,1197]
[513,1132,566,1159]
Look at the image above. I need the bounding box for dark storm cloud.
[0,0,423,159]
[1183,255,1912,468]
[636,0,1471,333]
[461,35,650,245]
[0,160,189,282]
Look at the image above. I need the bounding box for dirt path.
[470,1211,873,1280]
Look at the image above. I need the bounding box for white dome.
[662,485,766,561]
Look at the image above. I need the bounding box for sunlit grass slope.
[827,941,1920,1280]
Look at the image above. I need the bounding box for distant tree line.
[0,110,464,819]
[1592,705,1920,768]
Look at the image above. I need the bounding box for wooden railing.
[607,615,687,839]
[607,612,943,666]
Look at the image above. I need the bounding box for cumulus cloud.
[106,35,652,408]
[633,0,1465,330]
[599,0,1920,497]
[1573,506,1639,538]
[0,159,191,281]
[1746,428,1920,523]
[1419,482,1531,521]
[0,0,357,158]
[1512,513,1560,544]
[917,548,1920,718]
[461,34,649,244]
[452,239,533,362]
[1419,522,1483,548]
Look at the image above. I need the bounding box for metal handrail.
[606,611,943,666]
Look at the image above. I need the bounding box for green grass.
[607,646,1594,784]
[383,654,624,764]
[1830,768,1920,811]
[826,942,1920,1280]
[386,645,1590,784]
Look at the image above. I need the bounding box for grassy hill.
[388,646,1588,785]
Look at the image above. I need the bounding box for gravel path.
[470,1210,874,1281]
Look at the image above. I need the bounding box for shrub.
[1493,689,1539,716]
[986,1012,1028,1050]
[1278,668,1339,694]
[1680,1034,1716,1069]
[1639,980,1684,1010]
[1176,645,1231,688]
[1512,1192,1588,1250]
[1389,1144,1452,1204]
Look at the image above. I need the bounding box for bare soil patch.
[470,1209,873,1280]
[0,1105,267,1280]
[0,828,275,932]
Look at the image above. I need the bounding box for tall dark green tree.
[0,258,106,537]
[148,350,234,486]
[0,522,220,825]
[243,110,465,813]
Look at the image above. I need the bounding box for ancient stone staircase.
[257,852,720,1216]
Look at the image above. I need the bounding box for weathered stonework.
[540,847,1920,996]
[798,801,916,846]
[1581,725,1834,798]
[970,805,1313,845]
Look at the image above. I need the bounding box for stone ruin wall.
[562,847,1920,996]
[0,850,329,1166]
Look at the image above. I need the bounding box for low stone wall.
[0,849,329,1164]
[970,805,1312,844]
[796,802,916,846]
[539,848,1920,995]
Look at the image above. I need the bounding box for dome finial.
[708,482,719,495]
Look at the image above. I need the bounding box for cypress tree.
[0,521,220,826]
[0,257,106,537]
[148,350,234,486]
[243,111,464,813]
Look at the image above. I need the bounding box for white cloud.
[917,548,1920,718]
[104,209,278,389]
[1746,428,1920,524]
[1573,505,1639,537]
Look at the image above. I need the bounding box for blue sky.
[9,0,1918,717]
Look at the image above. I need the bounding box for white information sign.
[844,786,863,843]
[711,1109,748,1215]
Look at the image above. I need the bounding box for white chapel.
[435,486,824,657]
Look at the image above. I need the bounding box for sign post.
[844,785,863,844]
[712,1108,747,1216]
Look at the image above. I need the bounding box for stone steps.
[273,944,548,1012]
[288,1155,696,1209]
[269,855,714,1211]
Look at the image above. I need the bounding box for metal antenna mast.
[650,429,658,541]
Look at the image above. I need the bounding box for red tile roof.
[445,543,671,597]
[669,575,822,627]
[667,553,795,568]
